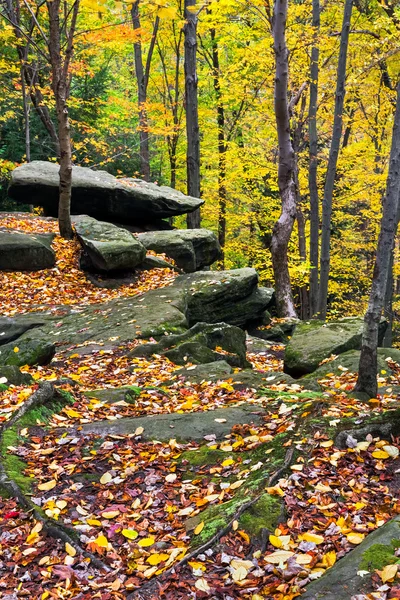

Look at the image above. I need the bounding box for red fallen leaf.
[52,564,76,582]
[388,586,400,598]
[4,511,20,518]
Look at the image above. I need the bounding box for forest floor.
[1,216,400,600]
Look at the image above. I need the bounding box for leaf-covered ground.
[1,217,400,600]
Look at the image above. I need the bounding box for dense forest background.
[1,0,399,319]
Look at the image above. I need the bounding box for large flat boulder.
[137,229,221,272]
[0,230,55,271]
[8,161,204,223]
[302,516,400,600]
[73,215,146,271]
[284,317,387,377]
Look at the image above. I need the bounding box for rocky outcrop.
[73,215,146,271]
[131,322,250,368]
[284,317,387,377]
[8,161,204,224]
[0,335,55,367]
[137,229,221,272]
[0,231,55,271]
[0,268,271,361]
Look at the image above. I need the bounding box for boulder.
[0,335,55,367]
[302,515,400,600]
[247,318,297,344]
[175,269,273,327]
[0,365,33,386]
[171,361,233,383]
[72,215,146,271]
[137,229,221,272]
[8,161,204,224]
[0,230,55,271]
[131,322,250,368]
[284,317,387,377]
[0,316,47,345]
[302,347,400,381]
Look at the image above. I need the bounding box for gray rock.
[302,347,400,381]
[0,335,55,367]
[137,229,221,272]
[0,365,33,386]
[0,231,55,271]
[81,405,267,442]
[84,386,141,405]
[131,322,250,368]
[73,215,146,271]
[302,516,400,600]
[8,161,204,223]
[0,316,47,345]
[284,317,387,377]
[171,361,233,383]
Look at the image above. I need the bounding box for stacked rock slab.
[0,230,55,271]
[8,161,203,225]
[137,229,221,272]
[72,215,146,271]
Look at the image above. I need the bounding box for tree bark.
[131,1,159,182]
[47,0,80,239]
[211,28,227,268]
[184,0,201,228]
[355,82,400,398]
[308,0,320,317]
[317,0,353,320]
[21,64,30,162]
[271,0,297,318]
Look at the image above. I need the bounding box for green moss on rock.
[360,540,400,571]
[239,493,282,537]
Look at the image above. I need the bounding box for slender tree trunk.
[131,2,159,181]
[297,209,309,319]
[21,65,30,162]
[355,83,400,398]
[210,28,227,268]
[47,0,79,239]
[308,0,320,317]
[184,0,201,228]
[271,0,297,318]
[318,0,353,320]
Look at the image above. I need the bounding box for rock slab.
[8,161,204,223]
[73,215,146,271]
[0,231,55,271]
[284,317,387,377]
[137,229,221,272]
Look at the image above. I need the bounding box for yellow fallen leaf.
[188,560,206,571]
[138,537,155,547]
[378,563,398,583]
[265,550,294,564]
[121,529,138,540]
[93,535,108,548]
[65,542,76,557]
[383,445,399,459]
[372,450,390,459]
[295,554,313,565]
[194,521,204,535]
[315,483,332,492]
[269,534,283,548]
[232,520,239,531]
[143,566,158,578]
[222,458,235,467]
[64,408,81,418]
[135,426,144,436]
[87,519,102,526]
[320,440,334,448]
[300,532,324,545]
[13,347,19,353]
[56,500,67,510]
[38,480,57,491]
[321,550,337,568]
[232,565,248,582]
[100,472,112,484]
[230,480,244,490]
[146,553,170,566]
[346,532,365,545]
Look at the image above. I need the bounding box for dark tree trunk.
[21,65,30,162]
[308,0,320,317]
[355,82,400,398]
[131,1,159,182]
[271,0,297,318]
[211,28,227,268]
[184,0,201,228]
[318,0,353,320]
[47,0,80,240]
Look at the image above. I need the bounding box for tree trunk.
[271,0,297,318]
[47,0,79,239]
[211,28,227,268]
[21,65,30,162]
[318,0,353,320]
[308,0,320,317]
[297,209,309,319]
[355,82,400,398]
[131,2,159,182]
[184,0,201,228]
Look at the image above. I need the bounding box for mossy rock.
[284,317,387,377]
[84,385,142,405]
[238,493,283,538]
[0,335,55,367]
[0,365,33,386]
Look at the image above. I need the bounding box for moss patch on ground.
[238,493,283,537]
